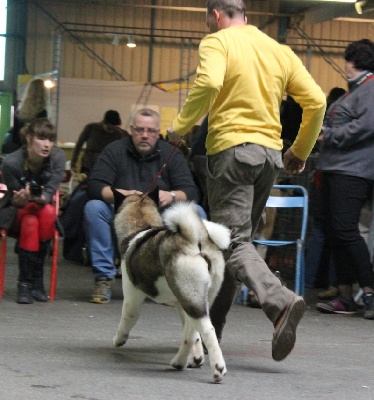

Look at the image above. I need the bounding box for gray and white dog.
[111,188,231,383]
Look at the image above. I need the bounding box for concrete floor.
[1,239,373,400]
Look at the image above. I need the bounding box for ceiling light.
[43,79,55,89]
[127,35,136,48]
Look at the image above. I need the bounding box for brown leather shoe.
[272,296,306,361]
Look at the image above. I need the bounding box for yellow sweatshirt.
[172,25,326,160]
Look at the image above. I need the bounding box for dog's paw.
[170,354,187,371]
[113,334,128,347]
[170,361,184,371]
[186,335,204,368]
[187,355,204,368]
[213,362,227,383]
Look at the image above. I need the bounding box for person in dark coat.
[84,108,201,304]
[71,110,128,175]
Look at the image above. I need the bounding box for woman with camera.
[0,118,65,304]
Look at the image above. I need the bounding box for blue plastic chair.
[253,184,309,296]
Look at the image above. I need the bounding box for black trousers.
[321,172,374,288]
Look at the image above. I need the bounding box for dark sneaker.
[362,293,374,320]
[32,289,49,302]
[272,296,306,362]
[17,282,33,304]
[316,296,357,315]
[90,277,112,304]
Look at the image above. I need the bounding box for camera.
[29,180,42,197]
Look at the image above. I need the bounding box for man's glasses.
[131,126,160,135]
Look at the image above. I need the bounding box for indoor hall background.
[4,0,374,141]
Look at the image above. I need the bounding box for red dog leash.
[140,135,185,202]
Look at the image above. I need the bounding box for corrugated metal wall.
[26,0,374,93]
[290,19,374,91]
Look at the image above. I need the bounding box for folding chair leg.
[49,230,59,302]
[0,229,7,300]
[294,240,305,297]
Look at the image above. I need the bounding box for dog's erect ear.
[147,186,159,207]
[111,187,126,213]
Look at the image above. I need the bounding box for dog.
[111,188,231,383]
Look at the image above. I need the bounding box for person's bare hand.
[12,187,31,207]
[116,189,143,197]
[283,149,306,175]
[158,190,174,208]
[317,134,324,142]
[167,126,181,145]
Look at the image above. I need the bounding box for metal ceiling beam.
[303,3,361,23]
[36,1,374,23]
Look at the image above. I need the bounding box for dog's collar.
[121,226,167,254]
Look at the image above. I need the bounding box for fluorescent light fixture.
[127,35,136,48]
[355,0,374,13]
[355,0,365,13]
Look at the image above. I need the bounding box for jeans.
[368,189,374,264]
[304,222,337,288]
[84,199,208,281]
[84,200,116,280]
[321,172,374,288]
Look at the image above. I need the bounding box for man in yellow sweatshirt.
[168,0,326,362]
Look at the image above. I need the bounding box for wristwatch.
[170,191,176,202]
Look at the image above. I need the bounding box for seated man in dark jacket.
[84,108,202,304]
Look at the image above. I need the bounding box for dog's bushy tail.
[163,202,230,250]
[163,202,203,245]
[202,220,231,250]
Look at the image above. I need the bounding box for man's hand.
[102,187,143,203]
[283,149,306,175]
[158,190,175,208]
[115,189,143,197]
[167,125,181,145]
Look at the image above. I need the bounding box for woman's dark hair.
[344,39,374,72]
[21,118,57,143]
[104,110,121,126]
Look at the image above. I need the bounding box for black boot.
[31,241,49,302]
[17,282,33,304]
[17,250,35,304]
